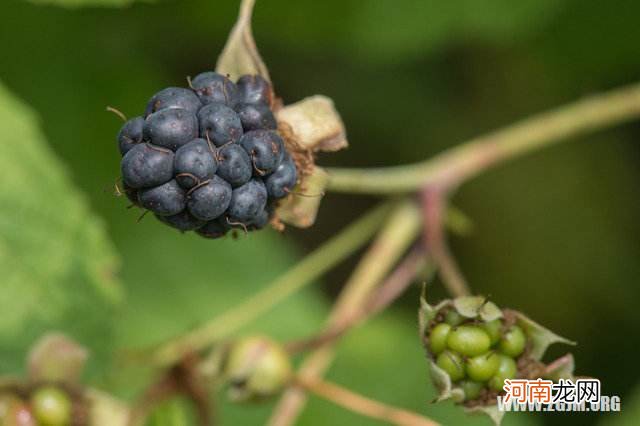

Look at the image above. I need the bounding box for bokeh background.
[1,0,639,425]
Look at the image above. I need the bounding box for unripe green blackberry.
[444,310,464,326]
[436,351,465,382]
[428,323,451,355]
[460,380,484,401]
[481,319,502,346]
[499,325,526,358]
[488,355,518,392]
[224,336,292,402]
[466,351,500,382]
[30,386,72,426]
[446,325,491,357]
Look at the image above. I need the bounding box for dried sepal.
[276,166,328,228]
[427,360,464,403]
[509,309,575,360]
[86,389,131,426]
[543,353,575,381]
[27,332,88,385]
[216,0,270,82]
[275,96,348,153]
[452,296,502,322]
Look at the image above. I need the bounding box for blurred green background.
[1,0,639,425]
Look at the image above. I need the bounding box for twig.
[296,376,440,426]
[327,82,640,194]
[149,202,393,366]
[285,246,429,354]
[269,201,423,426]
[421,187,470,297]
[129,354,213,426]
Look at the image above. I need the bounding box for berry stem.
[149,202,394,366]
[296,376,439,426]
[326,81,640,195]
[269,200,423,426]
[285,246,430,354]
[421,187,471,297]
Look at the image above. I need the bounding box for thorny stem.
[326,82,640,195]
[285,246,430,354]
[296,377,440,426]
[151,202,393,366]
[269,201,423,426]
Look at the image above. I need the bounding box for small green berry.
[499,325,526,358]
[428,323,451,355]
[436,350,465,381]
[30,386,71,426]
[224,335,292,402]
[466,351,500,382]
[446,325,491,357]
[444,310,464,326]
[488,355,518,392]
[461,380,484,401]
[481,319,502,346]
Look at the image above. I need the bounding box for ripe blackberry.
[191,72,239,107]
[235,103,277,131]
[187,176,233,221]
[227,179,268,223]
[196,218,229,239]
[139,180,186,216]
[174,138,218,189]
[144,108,199,151]
[114,71,300,238]
[265,154,297,199]
[121,143,174,189]
[236,74,273,106]
[145,87,202,117]
[156,210,206,232]
[216,144,252,188]
[240,130,284,176]
[197,103,244,147]
[118,116,144,155]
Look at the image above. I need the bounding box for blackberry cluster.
[116,72,298,238]
[426,309,527,403]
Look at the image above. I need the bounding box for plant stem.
[421,188,470,297]
[269,200,423,426]
[152,202,393,366]
[296,377,440,426]
[327,82,640,194]
[285,246,429,354]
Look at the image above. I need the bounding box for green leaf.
[0,82,122,373]
[26,0,140,7]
